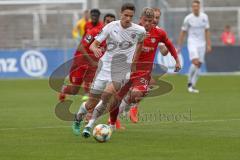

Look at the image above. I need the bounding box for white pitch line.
[0,119,240,131]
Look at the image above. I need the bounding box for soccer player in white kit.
[71,3,146,137]
[177,0,212,93]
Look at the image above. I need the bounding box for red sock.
[109,107,119,125]
[62,85,79,95]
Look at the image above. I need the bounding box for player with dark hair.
[58,13,115,102]
[72,3,146,137]
[84,9,103,36]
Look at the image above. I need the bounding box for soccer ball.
[93,124,112,143]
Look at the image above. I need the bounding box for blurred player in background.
[72,10,90,41]
[109,8,181,129]
[58,13,115,103]
[73,3,146,137]
[84,9,103,37]
[221,25,236,46]
[177,0,211,93]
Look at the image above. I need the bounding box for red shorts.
[69,53,97,86]
[117,71,151,100]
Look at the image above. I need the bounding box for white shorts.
[90,69,130,95]
[188,45,206,63]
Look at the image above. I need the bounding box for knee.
[70,85,80,95]
[130,89,144,103]
[85,99,98,112]
[192,60,202,68]
[101,92,113,104]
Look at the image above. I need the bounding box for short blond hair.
[141,7,155,18]
[192,0,200,4]
[152,7,161,16]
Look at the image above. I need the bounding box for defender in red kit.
[108,8,181,129]
[58,13,116,102]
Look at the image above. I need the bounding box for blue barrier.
[0,47,207,79]
[0,49,74,78]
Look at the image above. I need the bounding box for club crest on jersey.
[85,35,93,43]
[131,33,136,39]
[151,38,156,43]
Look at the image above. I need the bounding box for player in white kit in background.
[177,0,212,93]
[71,3,146,137]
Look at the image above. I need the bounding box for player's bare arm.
[77,43,98,66]
[205,29,212,53]
[177,30,187,51]
[90,40,102,58]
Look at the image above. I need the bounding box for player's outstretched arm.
[78,43,97,66]
[162,31,181,72]
[90,40,102,58]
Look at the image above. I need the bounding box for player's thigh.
[69,56,88,85]
[83,66,97,83]
[90,78,108,95]
[188,45,199,62]
[101,82,122,103]
[130,75,150,103]
[117,81,132,101]
[83,66,98,91]
[85,93,101,112]
[197,46,206,63]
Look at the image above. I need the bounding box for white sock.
[188,64,197,85]
[86,100,106,128]
[86,119,95,128]
[76,102,87,121]
[119,98,131,115]
[192,67,200,87]
[119,99,127,114]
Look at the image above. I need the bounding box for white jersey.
[182,12,210,46]
[95,20,146,72]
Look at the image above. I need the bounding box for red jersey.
[81,26,106,61]
[84,21,103,37]
[136,26,178,72]
[221,31,235,45]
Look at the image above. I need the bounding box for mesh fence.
[0,0,240,49]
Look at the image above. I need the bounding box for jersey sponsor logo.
[131,33,136,39]
[0,58,18,73]
[107,41,134,51]
[20,50,47,77]
[142,46,155,52]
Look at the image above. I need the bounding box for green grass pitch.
[0,75,240,160]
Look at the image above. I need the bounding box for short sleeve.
[95,22,112,43]
[181,16,189,31]
[205,15,210,29]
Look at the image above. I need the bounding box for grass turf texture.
[0,75,240,160]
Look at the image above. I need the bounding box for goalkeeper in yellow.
[72,10,90,41]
